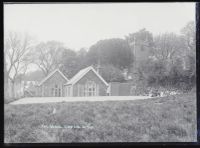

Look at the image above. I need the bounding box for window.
[54,84,58,97]
[88,88,92,96]
[58,88,61,97]
[84,81,97,97]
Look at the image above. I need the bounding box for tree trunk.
[11,80,15,99]
[23,81,26,97]
[19,78,22,97]
[4,78,9,99]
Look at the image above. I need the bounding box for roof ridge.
[38,68,68,86]
[65,65,108,86]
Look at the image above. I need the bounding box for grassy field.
[4,93,197,143]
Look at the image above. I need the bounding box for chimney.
[97,64,100,74]
[97,57,101,74]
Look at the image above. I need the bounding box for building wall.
[64,85,73,97]
[110,82,120,96]
[134,44,152,65]
[110,82,132,96]
[73,70,108,97]
[37,71,68,97]
[5,79,25,98]
[119,83,132,96]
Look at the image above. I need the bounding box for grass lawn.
[4,93,197,143]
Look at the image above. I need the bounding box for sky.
[4,3,195,51]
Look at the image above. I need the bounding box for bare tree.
[32,41,65,76]
[181,21,196,80]
[181,21,195,52]
[4,32,33,98]
[153,33,186,62]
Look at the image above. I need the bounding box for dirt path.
[9,96,152,105]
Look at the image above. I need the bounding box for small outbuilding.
[64,66,109,97]
[36,69,69,97]
[109,82,132,96]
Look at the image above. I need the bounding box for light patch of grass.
[4,92,197,143]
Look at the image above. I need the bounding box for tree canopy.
[87,38,134,70]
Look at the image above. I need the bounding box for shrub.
[100,64,125,83]
[4,97,20,104]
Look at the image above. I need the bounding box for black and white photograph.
[4,2,196,143]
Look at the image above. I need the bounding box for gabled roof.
[38,69,69,86]
[65,66,108,86]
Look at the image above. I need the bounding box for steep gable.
[38,69,68,86]
[65,66,108,86]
